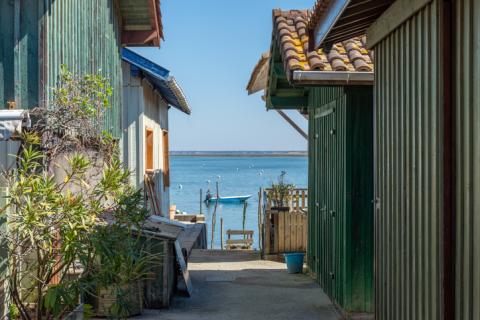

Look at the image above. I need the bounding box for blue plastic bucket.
[284,253,304,274]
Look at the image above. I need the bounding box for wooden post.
[220,218,224,250]
[258,188,262,253]
[242,201,247,240]
[200,189,203,214]
[210,182,219,249]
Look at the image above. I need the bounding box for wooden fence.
[264,188,308,212]
[258,188,308,257]
[263,210,307,255]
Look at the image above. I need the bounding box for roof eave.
[166,78,191,115]
[292,70,374,85]
[119,0,163,47]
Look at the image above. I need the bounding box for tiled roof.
[272,9,373,80]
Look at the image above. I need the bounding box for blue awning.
[121,48,191,114]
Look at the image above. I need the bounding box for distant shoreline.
[170,151,308,157]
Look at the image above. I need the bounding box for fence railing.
[264,188,308,212]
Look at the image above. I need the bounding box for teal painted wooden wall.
[0,0,123,137]
[307,86,374,313]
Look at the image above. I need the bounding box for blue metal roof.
[121,48,191,114]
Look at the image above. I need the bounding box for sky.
[132,0,314,151]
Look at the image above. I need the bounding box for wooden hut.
[0,0,182,314]
[121,47,190,216]
[249,9,375,316]
[308,0,480,319]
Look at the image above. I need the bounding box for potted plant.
[270,171,295,212]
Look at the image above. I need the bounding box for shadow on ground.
[138,250,341,320]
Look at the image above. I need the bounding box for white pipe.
[0,110,27,121]
[292,70,374,84]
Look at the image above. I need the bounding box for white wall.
[121,62,170,216]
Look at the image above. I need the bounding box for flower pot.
[92,281,143,317]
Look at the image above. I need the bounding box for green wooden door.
[307,86,373,313]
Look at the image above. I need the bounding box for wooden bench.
[226,230,254,250]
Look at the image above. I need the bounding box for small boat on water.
[205,195,252,203]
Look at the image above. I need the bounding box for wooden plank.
[174,240,192,296]
[273,213,279,254]
[278,212,285,253]
[226,239,254,245]
[294,213,301,251]
[226,230,254,235]
[265,212,271,255]
[162,241,169,305]
[303,215,308,250]
[286,213,292,252]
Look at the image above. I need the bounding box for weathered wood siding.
[122,62,170,215]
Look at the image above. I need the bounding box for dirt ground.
[138,250,341,320]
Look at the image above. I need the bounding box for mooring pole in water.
[210,182,219,249]
[258,187,262,252]
[220,218,224,250]
[200,189,203,214]
[242,201,247,240]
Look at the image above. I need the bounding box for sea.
[170,154,308,249]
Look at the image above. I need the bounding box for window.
[162,130,170,187]
[145,128,154,172]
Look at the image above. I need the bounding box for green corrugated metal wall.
[373,1,443,319]
[307,86,374,313]
[0,0,122,137]
[455,0,480,319]
[0,0,40,109]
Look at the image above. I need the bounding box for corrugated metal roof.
[121,48,191,114]
[308,0,394,49]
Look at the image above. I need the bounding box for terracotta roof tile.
[272,9,373,80]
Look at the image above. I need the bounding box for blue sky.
[132,0,313,151]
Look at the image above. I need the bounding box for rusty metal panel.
[373,1,443,319]
[454,0,480,319]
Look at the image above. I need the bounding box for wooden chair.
[225,229,254,250]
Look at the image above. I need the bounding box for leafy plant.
[270,171,295,208]
[0,68,156,319]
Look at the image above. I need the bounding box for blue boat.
[205,195,252,204]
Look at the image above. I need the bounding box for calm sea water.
[170,156,308,249]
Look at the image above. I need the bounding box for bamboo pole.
[220,218,224,250]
